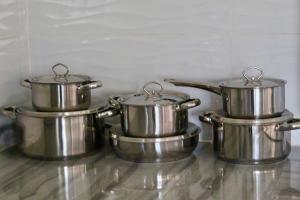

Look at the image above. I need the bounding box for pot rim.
[15,103,107,118]
[219,78,286,89]
[209,109,293,125]
[110,123,200,143]
[28,75,93,85]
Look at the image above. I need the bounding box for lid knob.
[143,81,164,96]
[52,63,70,77]
[242,66,264,83]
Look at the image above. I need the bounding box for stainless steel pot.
[109,123,200,163]
[108,81,201,138]
[166,67,286,119]
[1,104,116,160]
[199,110,300,164]
[21,63,102,112]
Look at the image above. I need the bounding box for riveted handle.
[277,119,300,131]
[108,96,122,109]
[52,63,70,77]
[77,80,102,90]
[1,106,17,119]
[242,66,264,82]
[176,98,201,111]
[143,81,164,96]
[20,79,32,89]
[96,107,120,119]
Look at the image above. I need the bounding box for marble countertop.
[0,142,299,200]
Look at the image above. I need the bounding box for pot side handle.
[277,119,300,131]
[96,107,120,119]
[20,79,32,89]
[1,106,17,119]
[77,80,102,90]
[199,113,213,125]
[164,79,222,95]
[176,98,201,111]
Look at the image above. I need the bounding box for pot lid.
[115,81,190,106]
[13,101,106,117]
[29,63,91,84]
[207,109,293,125]
[219,67,286,89]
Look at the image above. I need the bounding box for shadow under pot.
[1,104,114,160]
[21,63,102,112]
[165,67,286,119]
[108,81,201,138]
[199,110,300,164]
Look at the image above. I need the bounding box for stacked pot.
[2,63,111,160]
[166,67,300,164]
[106,81,201,163]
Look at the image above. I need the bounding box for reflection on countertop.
[0,143,299,200]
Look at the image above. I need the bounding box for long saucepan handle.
[164,79,222,95]
[277,119,300,131]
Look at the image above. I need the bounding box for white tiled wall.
[2,0,300,145]
[0,0,29,150]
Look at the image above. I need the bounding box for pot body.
[16,112,105,160]
[31,83,91,112]
[110,124,199,163]
[120,104,188,137]
[221,85,285,119]
[212,122,290,164]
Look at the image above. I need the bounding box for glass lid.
[219,67,286,89]
[117,81,190,106]
[30,63,91,84]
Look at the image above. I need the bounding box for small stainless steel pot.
[109,123,200,163]
[21,63,102,112]
[1,104,116,160]
[108,81,201,138]
[199,110,300,164]
[166,67,286,119]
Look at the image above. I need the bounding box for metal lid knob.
[143,81,164,96]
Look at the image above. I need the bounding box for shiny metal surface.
[109,82,201,137]
[165,68,286,119]
[2,106,106,160]
[199,111,300,164]
[109,123,200,163]
[21,63,102,112]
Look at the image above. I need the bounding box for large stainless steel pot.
[199,110,300,164]
[165,67,286,119]
[1,104,117,160]
[108,81,201,138]
[21,63,102,112]
[110,123,200,163]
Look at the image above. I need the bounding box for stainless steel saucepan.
[199,110,300,164]
[108,81,201,138]
[1,104,117,160]
[21,63,103,112]
[166,67,286,119]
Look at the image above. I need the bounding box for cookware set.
[1,65,299,164]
